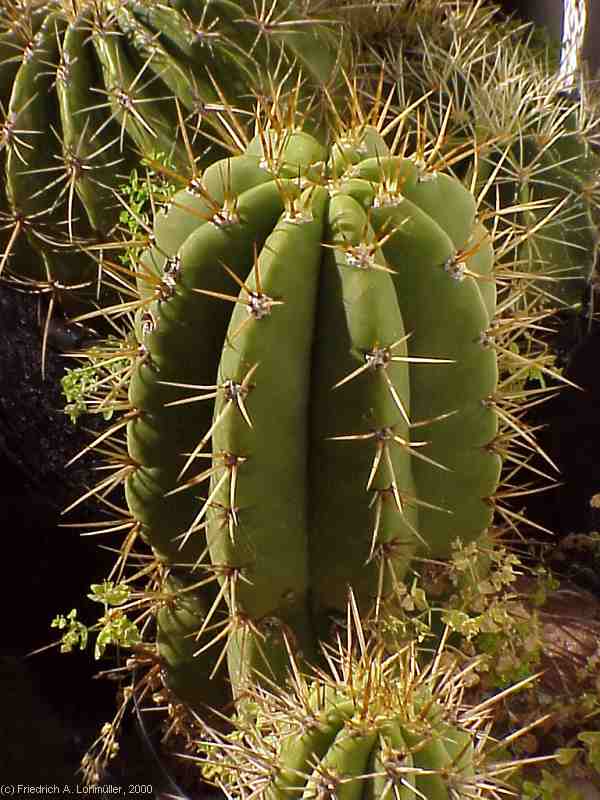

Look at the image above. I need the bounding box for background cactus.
[342,0,600,309]
[0,0,344,309]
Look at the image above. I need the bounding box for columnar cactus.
[124,106,508,707]
[56,88,560,752]
[0,0,343,298]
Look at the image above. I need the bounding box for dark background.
[0,288,197,794]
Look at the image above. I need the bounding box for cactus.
[59,75,569,747]
[200,610,546,799]
[122,101,509,701]
[345,0,600,309]
[51,3,591,788]
[0,0,344,305]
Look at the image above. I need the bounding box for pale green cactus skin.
[126,120,502,708]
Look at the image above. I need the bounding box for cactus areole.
[127,117,502,701]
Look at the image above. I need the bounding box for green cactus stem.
[57,80,570,723]
[124,116,503,700]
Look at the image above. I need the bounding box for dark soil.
[0,286,189,794]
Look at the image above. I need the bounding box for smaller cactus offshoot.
[200,600,552,800]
